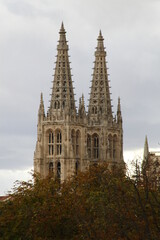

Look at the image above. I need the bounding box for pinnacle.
[97,29,104,41]
[60,21,66,33]
[145,135,148,146]
[117,97,122,117]
[39,92,45,117]
[118,97,121,110]
[143,135,149,161]
[40,92,43,104]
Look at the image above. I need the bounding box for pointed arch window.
[87,134,91,158]
[92,106,97,114]
[113,135,117,159]
[56,131,62,155]
[57,161,61,180]
[54,101,60,109]
[48,131,54,155]
[62,101,65,109]
[75,161,79,175]
[49,162,53,174]
[108,135,112,158]
[71,129,76,154]
[93,134,99,159]
[76,130,81,156]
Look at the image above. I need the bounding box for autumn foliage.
[0,164,160,240]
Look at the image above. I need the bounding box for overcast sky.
[0,0,160,195]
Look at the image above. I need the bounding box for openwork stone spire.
[88,31,112,123]
[49,22,76,117]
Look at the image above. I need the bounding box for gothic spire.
[49,23,76,118]
[88,31,113,124]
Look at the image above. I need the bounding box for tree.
[0,164,160,240]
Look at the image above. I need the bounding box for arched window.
[113,135,117,159]
[48,131,54,155]
[87,134,91,158]
[62,101,65,109]
[76,130,81,156]
[93,134,99,159]
[49,162,53,174]
[54,101,57,109]
[57,162,61,180]
[75,161,79,175]
[54,101,60,109]
[92,106,97,114]
[71,129,76,154]
[56,131,62,155]
[108,135,112,158]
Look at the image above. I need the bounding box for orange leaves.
[0,164,160,239]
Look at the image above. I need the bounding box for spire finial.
[97,29,104,41]
[59,21,66,33]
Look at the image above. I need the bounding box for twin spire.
[38,23,122,125]
[88,29,113,123]
[49,22,76,117]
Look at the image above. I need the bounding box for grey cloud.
[0,135,34,170]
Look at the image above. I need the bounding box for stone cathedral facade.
[34,23,124,180]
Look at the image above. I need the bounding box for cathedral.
[34,23,125,181]
[143,136,160,189]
